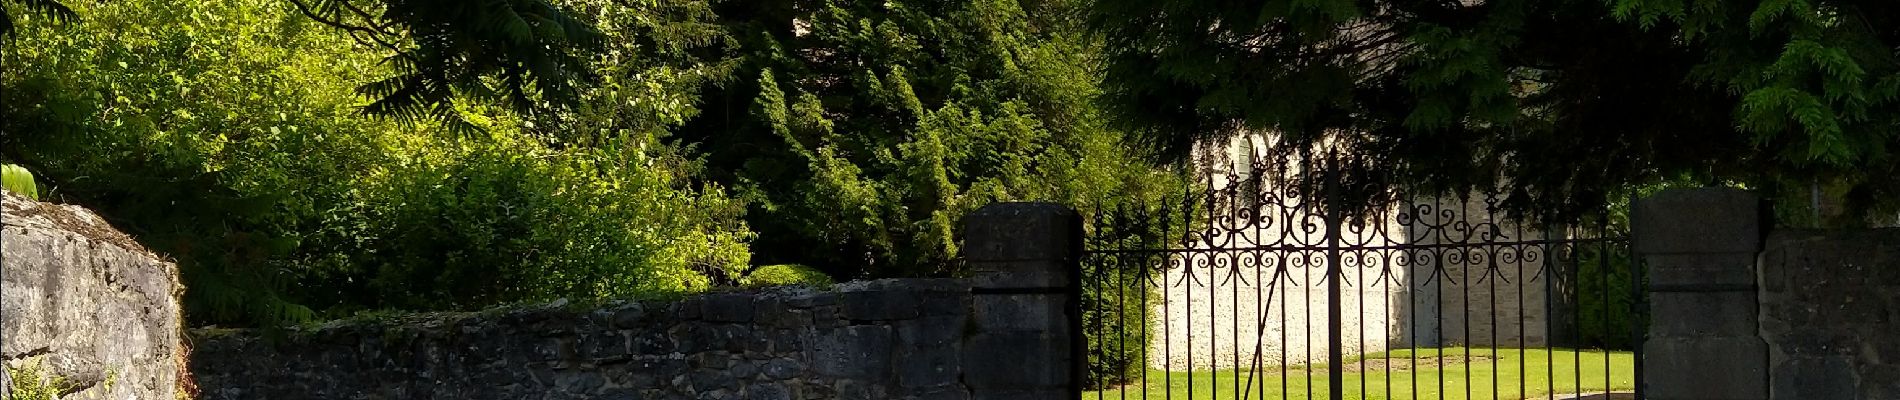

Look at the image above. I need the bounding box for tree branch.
[286,0,401,53]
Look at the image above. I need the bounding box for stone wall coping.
[189,278,971,336]
[834,278,968,293]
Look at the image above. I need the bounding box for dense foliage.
[2,0,605,132]
[1,0,1174,328]
[0,0,749,324]
[662,0,1174,278]
[1088,0,1900,222]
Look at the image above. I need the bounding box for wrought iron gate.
[1077,151,1644,400]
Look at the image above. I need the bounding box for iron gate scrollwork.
[1077,151,1644,400]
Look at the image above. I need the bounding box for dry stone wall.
[2,192,186,400]
[1759,229,1900,399]
[190,279,997,400]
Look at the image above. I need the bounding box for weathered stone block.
[691,352,731,369]
[966,260,1070,289]
[1631,188,1761,254]
[730,358,759,377]
[921,292,967,316]
[716,324,755,352]
[702,294,756,323]
[3,193,185,400]
[1858,365,1900,400]
[785,292,838,308]
[753,298,794,326]
[690,369,738,392]
[904,385,970,400]
[761,358,802,380]
[580,331,629,360]
[962,202,1080,263]
[843,290,924,321]
[962,332,1067,390]
[965,388,1069,400]
[1773,357,1856,400]
[842,380,894,400]
[972,294,1064,332]
[1649,291,1759,336]
[556,372,606,393]
[1644,253,1759,289]
[807,326,894,379]
[1645,336,1768,400]
[897,345,960,388]
[599,388,643,400]
[896,316,964,346]
[772,329,803,352]
[745,383,792,400]
[810,305,845,328]
[633,332,676,354]
[675,298,704,320]
[1765,328,1855,357]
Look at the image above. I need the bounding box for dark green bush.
[1574,243,1640,350]
[1077,184,1192,388]
[1081,256,1153,388]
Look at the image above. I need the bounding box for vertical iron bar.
[1381,193,1392,400]
[1304,157,1315,400]
[1166,186,1181,400]
[1359,250,1367,400]
[1463,194,1474,400]
[1231,166,1244,397]
[1207,164,1218,400]
[1517,220,1527,400]
[1572,222,1582,397]
[1070,203,1088,399]
[1231,196,1241,398]
[1281,250,1290,400]
[1544,222,1558,400]
[1628,196,1646,399]
[1409,210,1419,400]
[1325,154,1345,400]
[1600,214,1611,396]
[1096,203,1108,400]
[1109,202,1124,400]
[1435,197,1446,400]
[1488,194,1500,400]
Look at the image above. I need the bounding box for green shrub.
[2,163,38,200]
[1077,188,1193,389]
[316,135,752,311]
[743,264,834,288]
[7,362,64,400]
[0,0,752,325]
[1080,258,1152,389]
[1574,243,1640,350]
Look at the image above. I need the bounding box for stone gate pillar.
[960,202,1083,399]
[1632,188,1768,400]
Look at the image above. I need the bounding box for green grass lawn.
[1086,347,1634,400]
